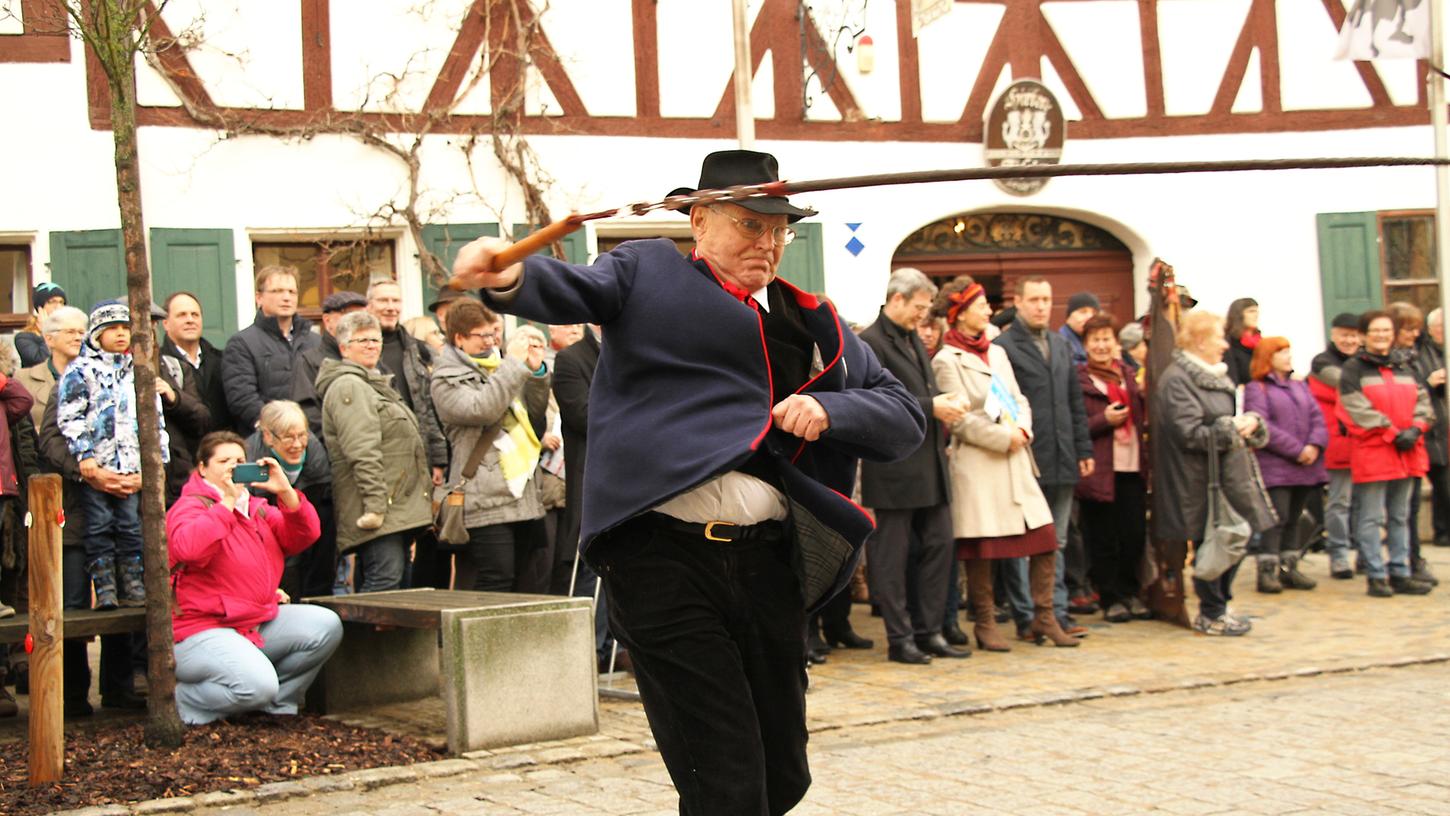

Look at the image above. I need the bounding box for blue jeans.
[1325,469,1353,564]
[1351,478,1414,580]
[355,532,409,593]
[1041,483,1075,623]
[173,604,343,725]
[79,484,142,562]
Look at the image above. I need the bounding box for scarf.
[1182,349,1230,380]
[1240,329,1262,350]
[267,446,306,486]
[472,354,542,498]
[944,328,992,362]
[1086,358,1134,440]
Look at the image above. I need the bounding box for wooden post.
[27,474,64,785]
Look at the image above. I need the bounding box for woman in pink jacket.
[166,431,341,725]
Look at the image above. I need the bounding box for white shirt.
[654,472,789,525]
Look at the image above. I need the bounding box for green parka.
[316,357,432,553]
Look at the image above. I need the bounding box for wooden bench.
[305,588,597,754]
[0,607,146,645]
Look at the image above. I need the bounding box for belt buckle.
[703,521,736,542]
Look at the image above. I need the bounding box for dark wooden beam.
[301,0,332,111]
[632,0,659,118]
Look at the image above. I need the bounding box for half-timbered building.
[0,0,1441,363]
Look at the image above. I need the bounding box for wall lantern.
[856,34,875,74]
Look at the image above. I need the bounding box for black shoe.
[101,689,148,710]
[1103,602,1132,623]
[1068,595,1099,615]
[823,629,874,650]
[915,633,970,659]
[1389,575,1434,595]
[888,641,932,665]
[942,621,970,646]
[1367,577,1394,597]
[807,631,832,656]
[64,699,94,718]
[806,648,829,666]
[1411,558,1439,587]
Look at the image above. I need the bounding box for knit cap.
[1066,292,1100,315]
[87,300,130,350]
[32,281,66,313]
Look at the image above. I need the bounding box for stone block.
[441,598,598,752]
[131,797,196,814]
[313,622,440,712]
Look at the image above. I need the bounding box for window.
[596,233,694,257]
[252,239,396,317]
[1379,211,1439,316]
[0,245,33,332]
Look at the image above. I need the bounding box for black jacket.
[15,332,46,369]
[378,326,448,468]
[553,328,599,557]
[1407,334,1448,468]
[857,309,949,509]
[162,335,232,434]
[158,355,212,505]
[293,332,341,437]
[37,395,87,549]
[993,319,1092,487]
[1227,335,1254,387]
[222,311,321,433]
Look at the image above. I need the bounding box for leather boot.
[965,559,1010,652]
[1027,553,1079,647]
[1256,556,1283,594]
[1279,553,1318,590]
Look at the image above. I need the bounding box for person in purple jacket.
[1243,336,1328,593]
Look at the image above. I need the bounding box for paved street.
[198,661,1450,816]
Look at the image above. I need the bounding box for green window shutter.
[48,229,125,311]
[509,224,589,264]
[775,223,824,294]
[420,223,500,311]
[150,228,238,347]
[1316,212,1382,334]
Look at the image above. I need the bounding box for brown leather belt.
[647,513,786,543]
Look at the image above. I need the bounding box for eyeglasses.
[707,207,795,246]
[348,336,383,346]
[467,330,498,341]
[269,431,308,445]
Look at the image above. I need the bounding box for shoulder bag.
[434,423,503,546]
[1195,426,1251,582]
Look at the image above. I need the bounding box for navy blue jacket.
[994,319,1092,487]
[484,238,925,610]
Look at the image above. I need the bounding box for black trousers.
[455,521,540,592]
[865,504,952,645]
[1079,472,1147,607]
[1430,463,1450,542]
[590,514,808,816]
[1260,485,1314,558]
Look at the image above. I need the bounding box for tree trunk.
[99,0,184,748]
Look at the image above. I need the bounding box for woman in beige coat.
[931,277,1079,648]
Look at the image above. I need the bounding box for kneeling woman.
[931,277,1079,649]
[166,431,342,724]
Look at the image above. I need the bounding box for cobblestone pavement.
[196,662,1450,816]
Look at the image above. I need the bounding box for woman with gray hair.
[17,305,89,428]
[245,400,336,599]
[315,311,431,593]
[1118,321,1147,381]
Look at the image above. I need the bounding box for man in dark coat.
[160,291,232,433]
[858,268,968,664]
[552,325,618,669]
[994,277,1093,634]
[222,267,321,433]
[452,150,924,816]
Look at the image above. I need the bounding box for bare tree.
[58,0,184,747]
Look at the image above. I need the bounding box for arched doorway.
[892,212,1136,326]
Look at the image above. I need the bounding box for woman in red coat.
[166,431,341,725]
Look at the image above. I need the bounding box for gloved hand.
[356,511,385,530]
[1394,427,1422,451]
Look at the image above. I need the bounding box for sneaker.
[1330,555,1354,580]
[1127,596,1153,620]
[88,555,118,610]
[1389,575,1434,595]
[1103,601,1131,623]
[0,602,14,619]
[1367,577,1394,597]
[1193,614,1251,636]
[1068,595,1100,615]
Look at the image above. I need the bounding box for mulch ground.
[0,713,445,816]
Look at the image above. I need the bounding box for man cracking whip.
[449,150,925,816]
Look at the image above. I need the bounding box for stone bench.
[0,607,146,645]
[305,588,598,754]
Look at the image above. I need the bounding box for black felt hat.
[668,150,816,223]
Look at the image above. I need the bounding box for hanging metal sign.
[984,78,1066,197]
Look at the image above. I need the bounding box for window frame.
[0,241,35,333]
[251,236,398,321]
[1377,209,1439,314]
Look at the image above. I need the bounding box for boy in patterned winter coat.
[57,301,169,609]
